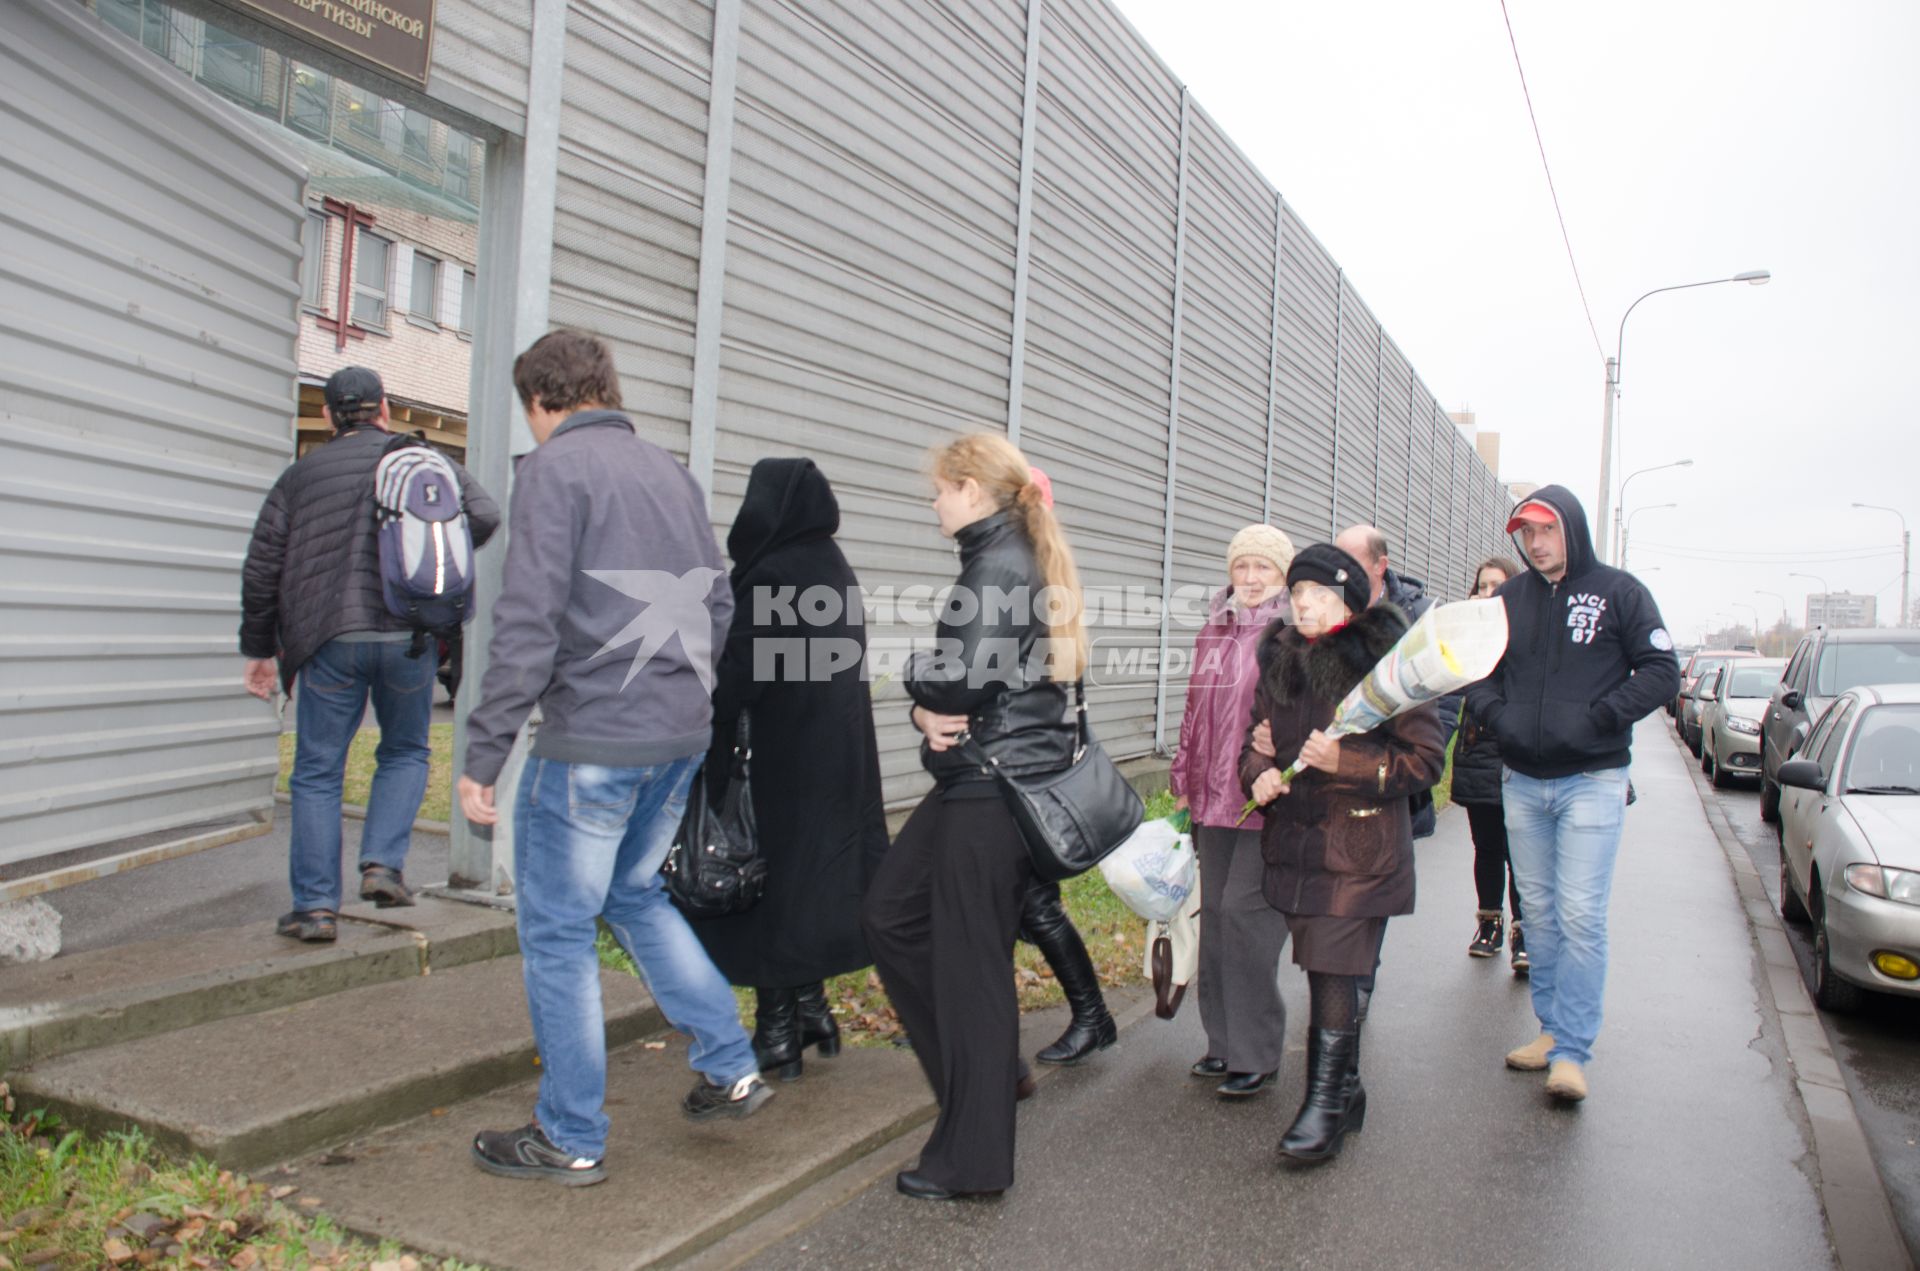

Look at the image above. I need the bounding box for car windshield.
[1690,656,1729,682]
[1843,705,1920,794]
[1814,641,1920,698]
[1728,667,1780,698]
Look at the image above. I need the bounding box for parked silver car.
[1776,684,1920,1011]
[1680,650,1757,756]
[1700,658,1786,788]
[1760,627,1920,822]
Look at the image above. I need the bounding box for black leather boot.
[1023,881,1117,1065]
[752,986,803,1081]
[794,981,842,1058]
[1277,1028,1364,1163]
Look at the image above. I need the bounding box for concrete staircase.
[1,898,663,1170]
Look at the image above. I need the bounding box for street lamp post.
[1756,588,1788,652]
[1596,270,1770,563]
[1791,572,1831,627]
[1614,463,1692,566]
[1620,500,1677,572]
[1853,502,1910,627]
[1731,601,1760,645]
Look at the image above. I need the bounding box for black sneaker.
[276,910,337,942]
[470,1122,606,1186]
[358,864,416,908]
[1510,922,1531,976]
[683,1073,774,1122]
[1467,913,1504,958]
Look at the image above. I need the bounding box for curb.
[669,987,1159,1271]
[1675,728,1913,1271]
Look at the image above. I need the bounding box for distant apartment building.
[1808,593,1878,629]
[1450,410,1501,482]
[94,0,480,458]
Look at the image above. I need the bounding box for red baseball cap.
[1505,500,1559,533]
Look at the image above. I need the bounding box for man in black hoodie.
[1464,486,1678,1104]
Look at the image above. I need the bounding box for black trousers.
[862,793,1032,1192]
[1465,801,1523,919]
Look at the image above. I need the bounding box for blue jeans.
[289,637,435,913]
[1502,767,1629,1067]
[515,754,757,1160]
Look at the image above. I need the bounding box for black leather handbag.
[662,712,767,918]
[959,680,1144,882]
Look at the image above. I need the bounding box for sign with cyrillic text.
[224,0,435,87]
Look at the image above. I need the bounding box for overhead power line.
[1498,0,1605,362]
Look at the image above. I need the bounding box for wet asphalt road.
[1680,721,1920,1260]
[748,718,1837,1271]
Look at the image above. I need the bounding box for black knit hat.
[1286,543,1371,616]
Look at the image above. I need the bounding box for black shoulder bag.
[958,680,1144,882]
[662,711,767,918]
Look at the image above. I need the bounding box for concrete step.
[0,897,518,1070]
[11,955,662,1171]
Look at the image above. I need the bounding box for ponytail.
[930,433,1088,681]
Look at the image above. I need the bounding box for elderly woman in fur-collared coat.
[1239,543,1445,1164]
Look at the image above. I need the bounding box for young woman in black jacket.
[1451,557,1527,972]
[864,432,1091,1201]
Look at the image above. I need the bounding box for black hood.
[727,458,840,580]
[1511,483,1597,583]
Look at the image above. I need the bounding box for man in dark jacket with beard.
[241,367,499,942]
[1465,485,1678,1104]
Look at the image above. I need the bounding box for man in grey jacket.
[242,366,499,942]
[459,331,768,1188]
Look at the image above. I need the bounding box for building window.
[402,108,432,167]
[346,85,385,145]
[459,269,475,336]
[301,211,329,309]
[287,64,332,138]
[410,251,441,325]
[99,0,172,57]
[199,22,264,106]
[351,228,390,327]
[444,129,473,203]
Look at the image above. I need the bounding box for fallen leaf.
[429,1108,449,1117]
[18,1250,62,1268]
[269,1185,296,1200]
[181,1205,215,1221]
[370,1262,405,1271]
[317,1152,355,1166]
[399,1258,420,1271]
[642,1041,666,1051]
[0,1254,14,1271]
[122,1213,168,1244]
[231,1248,259,1271]
[298,1196,322,1208]
[219,1220,239,1236]
[104,1239,135,1266]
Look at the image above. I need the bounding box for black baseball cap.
[323,366,384,418]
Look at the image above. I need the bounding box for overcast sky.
[1112,0,1920,642]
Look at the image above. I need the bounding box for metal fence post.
[1152,88,1191,756]
[1006,0,1044,444]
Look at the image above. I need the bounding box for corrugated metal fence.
[552,0,1513,807]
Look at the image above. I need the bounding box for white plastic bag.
[1098,816,1196,922]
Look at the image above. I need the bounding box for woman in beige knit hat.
[1168,524,1295,1098]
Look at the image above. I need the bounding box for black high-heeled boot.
[752,986,804,1081]
[794,981,841,1058]
[1022,881,1117,1066]
[1277,1028,1364,1163]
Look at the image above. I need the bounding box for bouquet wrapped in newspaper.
[1238,598,1509,822]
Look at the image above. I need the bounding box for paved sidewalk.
[747,718,1839,1270]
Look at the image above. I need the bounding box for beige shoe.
[1546,1059,1588,1102]
[1505,1033,1555,1071]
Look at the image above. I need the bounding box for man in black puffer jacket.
[240,367,499,942]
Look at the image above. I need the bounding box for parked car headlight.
[1844,864,1920,906]
[1727,717,1762,735]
